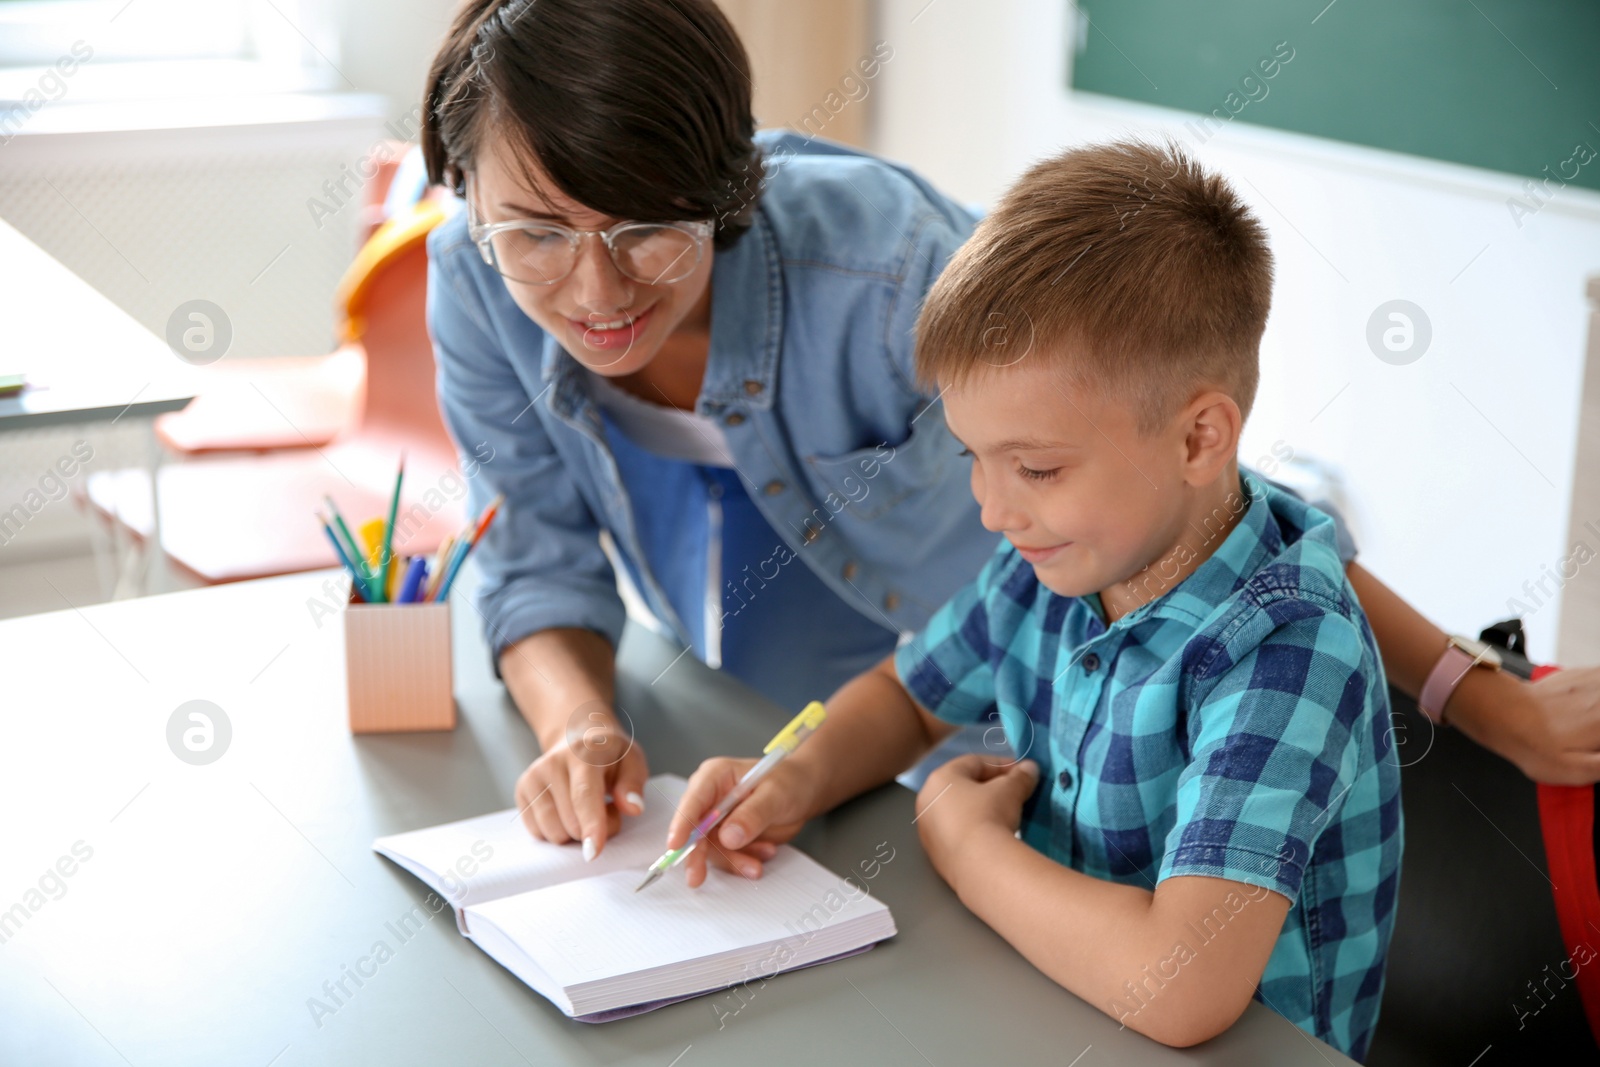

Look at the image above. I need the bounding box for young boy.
[666,140,1402,1059]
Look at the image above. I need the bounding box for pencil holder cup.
[343,596,457,733]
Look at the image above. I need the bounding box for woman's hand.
[514,711,650,860]
[1450,666,1600,785]
[665,757,820,887]
[1344,563,1600,785]
[914,756,1040,899]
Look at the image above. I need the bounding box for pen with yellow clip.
[635,701,827,893]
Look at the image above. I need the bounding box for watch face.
[1453,635,1503,670]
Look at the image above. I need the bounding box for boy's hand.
[514,716,650,861]
[915,755,1040,893]
[666,757,819,887]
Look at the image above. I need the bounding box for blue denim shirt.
[427,131,997,667]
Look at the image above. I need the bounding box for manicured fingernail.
[583,836,596,862]
[739,860,758,877]
[626,791,644,813]
[721,825,746,849]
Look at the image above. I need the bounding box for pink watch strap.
[1418,644,1477,725]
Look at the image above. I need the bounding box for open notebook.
[372,774,896,1021]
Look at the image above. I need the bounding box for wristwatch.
[1417,634,1504,725]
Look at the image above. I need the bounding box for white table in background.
[0,215,197,594]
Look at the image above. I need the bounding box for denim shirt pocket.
[804,416,954,522]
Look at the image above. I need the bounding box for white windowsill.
[0,56,378,130]
[0,56,341,104]
[0,60,389,153]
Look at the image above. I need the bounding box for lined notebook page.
[373,775,689,906]
[466,847,892,989]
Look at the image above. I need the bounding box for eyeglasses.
[465,177,712,287]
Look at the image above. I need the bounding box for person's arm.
[499,628,616,751]
[916,759,1290,1047]
[667,544,1013,882]
[666,656,958,885]
[428,229,647,852]
[917,604,1386,1049]
[909,598,1340,1049]
[1349,562,1600,784]
[499,627,649,859]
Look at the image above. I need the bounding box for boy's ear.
[1179,390,1242,485]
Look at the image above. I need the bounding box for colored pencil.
[422,535,454,602]
[435,495,504,602]
[317,512,372,602]
[379,452,405,599]
[323,496,376,597]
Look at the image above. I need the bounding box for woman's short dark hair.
[422,0,764,249]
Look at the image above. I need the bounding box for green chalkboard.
[1069,0,1600,195]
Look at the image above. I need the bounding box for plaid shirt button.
[1081,652,1100,672]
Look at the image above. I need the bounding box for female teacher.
[420,0,1600,866]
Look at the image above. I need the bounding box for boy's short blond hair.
[916,140,1272,434]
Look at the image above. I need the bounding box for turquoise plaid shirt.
[895,470,1402,1059]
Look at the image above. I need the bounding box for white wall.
[329,0,456,132]
[872,0,1600,663]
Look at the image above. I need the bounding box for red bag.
[1533,664,1600,1045]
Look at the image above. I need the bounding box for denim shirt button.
[743,379,763,396]
[884,591,900,612]
[724,411,746,427]
[763,480,785,496]
[841,561,858,580]
[802,526,820,545]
